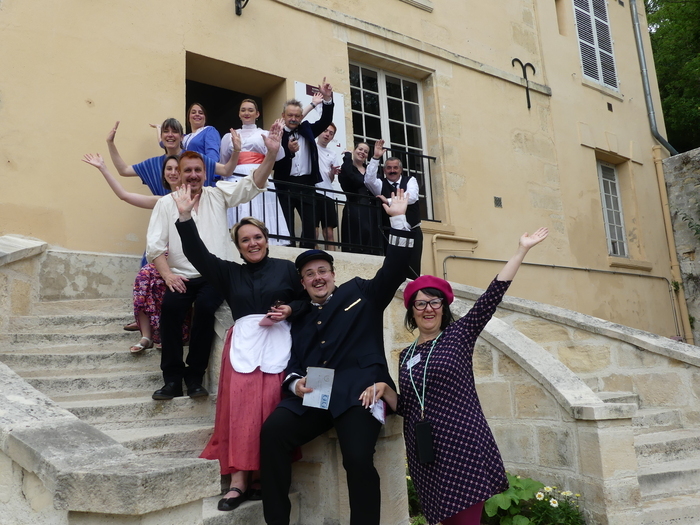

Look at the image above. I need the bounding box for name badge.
[407,353,421,369]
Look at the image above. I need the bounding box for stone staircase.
[578,391,700,523]
[0,296,294,524]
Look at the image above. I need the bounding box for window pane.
[403,81,419,103]
[386,76,402,98]
[349,65,361,87]
[404,102,421,125]
[352,112,364,137]
[351,88,362,111]
[363,91,380,116]
[406,125,422,148]
[390,121,406,146]
[387,98,404,121]
[365,115,381,141]
[362,68,378,92]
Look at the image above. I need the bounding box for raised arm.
[105,121,138,177]
[364,140,385,196]
[302,91,324,119]
[214,129,241,177]
[497,227,549,281]
[82,153,159,209]
[251,119,283,188]
[202,126,221,162]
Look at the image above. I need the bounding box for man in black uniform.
[260,191,415,525]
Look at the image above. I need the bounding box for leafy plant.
[483,474,585,525]
[679,212,700,243]
[406,467,423,518]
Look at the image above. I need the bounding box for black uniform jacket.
[176,219,305,318]
[280,226,415,417]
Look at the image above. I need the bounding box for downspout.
[629,0,678,156]
[652,145,694,343]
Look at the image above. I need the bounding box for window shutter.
[574,0,618,89]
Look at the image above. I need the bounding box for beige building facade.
[0,0,687,340]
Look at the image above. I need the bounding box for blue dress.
[183,126,221,163]
[396,278,511,525]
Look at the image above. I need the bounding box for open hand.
[264,120,284,154]
[519,227,549,250]
[379,188,408,217]
[106,121,120,143]
[230,129,242,153]
[82,153,106,170]
[373,139,386,159]
[173,185,199,221]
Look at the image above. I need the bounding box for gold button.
[318,306,323,310]
[317,320,322,325]
[323,360,328,365]
[321,340,326,344]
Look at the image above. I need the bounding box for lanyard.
[401,333,442,419]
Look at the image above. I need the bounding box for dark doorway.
[185,80,264,138]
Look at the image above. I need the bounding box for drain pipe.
[629,0,678,156]
[652,145,694,343]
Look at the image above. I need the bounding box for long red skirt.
[200,327,285,474]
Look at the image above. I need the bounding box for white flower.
[561,490,573,497]
[536,492,544,500]
[543,486,553,493]
[550,498,559,508]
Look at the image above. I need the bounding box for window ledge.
[581,77,624,101]
[608,256,653,272]
[399,0,433,12]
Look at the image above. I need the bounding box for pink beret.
[403,275,454,309]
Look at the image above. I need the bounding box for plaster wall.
[0,0,679,337]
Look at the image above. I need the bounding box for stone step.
[598,391,639,405]
[638,457,700,500]
[8,313,132,334]
[31,297,133,316]
[104,423,214,458]
[0,331,136,348]
[201,491,300,525]
[635,429,700,467]
[25,369,162,397]
[641,493,700,525]
[0,347,160,373]
[61,395,215,428]
[633,408,684,435]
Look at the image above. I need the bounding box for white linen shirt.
[315,142,342,196]
[146,176,264,278]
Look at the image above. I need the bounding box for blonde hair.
[230,217,270,247]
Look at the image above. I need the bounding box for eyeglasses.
[412,298,443,311]
[303,267,332,280]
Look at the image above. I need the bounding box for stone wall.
[664,148,700,344]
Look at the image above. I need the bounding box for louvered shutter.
[573,0,618,89]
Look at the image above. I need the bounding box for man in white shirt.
[147,125,282,400]
[364,139,423,277]
[314,123,341,249]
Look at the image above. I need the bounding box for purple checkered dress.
[397,278,510,525]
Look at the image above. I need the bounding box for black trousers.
[277,176,317,248]
[260,405,383,525]
[159,276,223,388]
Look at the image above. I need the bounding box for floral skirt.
[133,263,189,344]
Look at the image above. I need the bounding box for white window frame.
[349,63,434,219]
[573,0,618,90]
[597,161,628,257]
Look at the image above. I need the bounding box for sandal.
[217,487,248,511]
[123,321,139,331]
[130,337,153,354]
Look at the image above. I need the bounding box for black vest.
[380,176,421,228]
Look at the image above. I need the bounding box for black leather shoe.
[218,487,247,511]
[187,385,209,398]
[152,382,183,400]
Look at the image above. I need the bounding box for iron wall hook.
[512,58,536,110]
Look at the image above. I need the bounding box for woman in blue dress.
[183,102,221,163]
